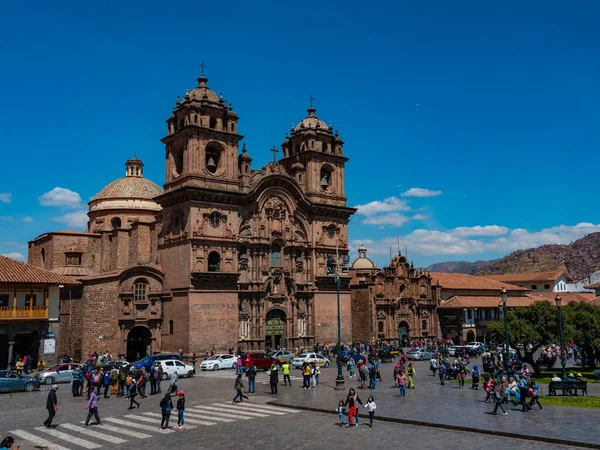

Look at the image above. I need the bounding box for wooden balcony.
[0,306,49,320]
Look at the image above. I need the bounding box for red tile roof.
[439,295,536,309]
[527,292,595,304]
[0,255,80,285]
[584,281,600,290]
[481,271,565,283]
[430,272,528,292]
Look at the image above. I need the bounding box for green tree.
[562,301,600,368]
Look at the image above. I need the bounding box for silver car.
[37,363,83,385]
[406,348,433,361]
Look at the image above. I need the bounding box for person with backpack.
[127,381,140,409]
[232,374,248,404]
[102,370,111,399]
[519,377,531,412]
[528,380,543,410]
[110,367,119,396]
[117,368,127,397]
[457,361,467,389]
[471,365,480,390]
[175,391,185,429]
[159,393,173,429]
[149,364,158,395]
[491,381,507,416]
[246,364,257,393]
[72,365,83,397]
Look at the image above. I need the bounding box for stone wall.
[350,283,372,342]
[188,290,238,353]
[314,290,352,344]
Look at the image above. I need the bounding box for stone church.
[28,72,355,361]
[349,246,441,345]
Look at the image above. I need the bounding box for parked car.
[0,370,41,393]
[199,354,237,371]
[406,348,433,361]
[465,341,484,349]
[269,350,294,363]
[158,360,195,379]
[448,346,462,357]
[370,350,394,363]
[130,353,180,372]
[36,363,83,385]
[291,353,331,369]
[97,360,129,372]
[242,352,281,371]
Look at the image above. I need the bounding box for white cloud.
[1,252,25,261]
[2,241,27,249]
[401,188,443,198]
[39,187,82,207]
[413,214,428,220]
[0,216,13,221]
[354,196,410,216]
[22,216,33,223]
[362,212,410,227]
[0,193,12,203]
[53,210,88,228]
[452,225,509,237]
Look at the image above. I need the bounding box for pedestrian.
[169,371,179,394]
[407,363,416,389]
[347,358,355,379]
[337,400,346,427]
[518,377,531,412]
[150,364,157,395]
[127,381,140,409]
[159,393,173,429]
[368,363,377,389]
[396,370,407,397]
[430,356,438,377]
[236,355,243,375]
[43,384,58,428]
[110,366,118,396]
[72,365,83,397]
[471,365,480,390]
[192,353,197,374]
[310,363,317,388]
[156,363,163,394]
[85,386,102,426]
[438,362,446,385]
[302,363,311,389]
[491,381,507,415]
[363,395,376,427]
[246,364,257,393]
[484,378,494,402]
[315,364,321,386]
[102,370,111,399]
[176,391,185,429]
[457,361,466,389]
[232,373,248,404]
[138,367,147,398]
[0,436,16,449]
[269,364,279,394]
[344,388,363,427]
[528,380,543,410]
[282,361,291,386]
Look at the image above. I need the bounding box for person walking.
[159,393,173,429]
[347,358,355,379]
[430,356,438,377]
[0,436,16,449]
[363,396,376,427]
[518,377,531,412]
[491,381,507,416]
[282,361,291,386]
[156,363,163,394]
[528,380,543,410]
[127,381,140,409]
[269,364,279,394]
[72,365,83,397]
[43,385,58,428]
[169,371,179,395]
[407,363,416,389]
[337,400,346,427]
[471,365,480,390]
[438,362,446,385]
[344,388,363,427]
[84,386,102,426]
[117,368,126,397]
[396,370,407,397]
[175,391,185,429]
[138,367,147,398]
[102,370,111,399]
[232,374,248,404]
[149,364,157,395]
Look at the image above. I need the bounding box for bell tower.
[162,70,243,193]
[279,104,347,207]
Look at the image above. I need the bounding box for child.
[484,377,494,403]
[337,400,346,427]
[348,358,355,379]
[176,390,185,429]
[528,380,543,410]
[364,396,376,427]
[472,365,480,390]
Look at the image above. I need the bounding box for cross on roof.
[199,61,207,76]
[270,147,278,163]
[308,94,315,107]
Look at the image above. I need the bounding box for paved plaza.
[1,357,597,449]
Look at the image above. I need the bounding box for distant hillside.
[425,259,497,274]
[474,232,600,281]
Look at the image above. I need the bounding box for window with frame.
[377,321,384,333]
[208,251,221,272]
[133,281,148,301]
[65,252,82,266]
[25,294,37,307]
[271,243,281,266]
[169,320,174,335]
[544,284,550,290]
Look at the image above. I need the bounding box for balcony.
[0,306,49,320]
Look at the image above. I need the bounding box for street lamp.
[332,240,345,390]
[554,294,567,380]
[501,288,509,374]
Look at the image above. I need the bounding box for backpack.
[160,396,168,408]
[85,371,92,381]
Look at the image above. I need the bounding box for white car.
[199,354,237,371]
[465,341,484,350]
[158,360,195,379]
[291,353,330,369]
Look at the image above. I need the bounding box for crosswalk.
[10,402,300,449]
[197,368,305,385]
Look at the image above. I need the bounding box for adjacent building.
[482,270,569,293]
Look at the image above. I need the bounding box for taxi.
[269,350,294,363]
[291,352,331,369]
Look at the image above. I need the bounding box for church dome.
[295,106,329,132]
[351,245,377,270]
[188,75,220,103]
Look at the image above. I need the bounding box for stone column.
[306,299,312,339]
[8,341,15,365]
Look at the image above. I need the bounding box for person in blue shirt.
[102,371,111,399]
[72,366,83,397]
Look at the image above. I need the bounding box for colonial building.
[28,72,355,360]
[482,270,569,293]
[0,255,79,368]
[349,247,441,345]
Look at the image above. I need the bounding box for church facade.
[28,73,355,360]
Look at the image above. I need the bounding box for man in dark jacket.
[269,364,279,395]
[44,385,58,427]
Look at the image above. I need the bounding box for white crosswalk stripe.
[60,423,128,444]
[35,427,102,449]
[142,412,217,426]
[187,406,252,420]
[198,405,270,417]
[123,414,197,430]
[86,423,152,439]
[212,402,285,415]
[184,410,235,422]
[233,402,301,414]
[104,417,173,433]
[10,429,71,450]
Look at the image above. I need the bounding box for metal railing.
[0,306,48,319]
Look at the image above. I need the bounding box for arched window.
[239,246,248,260]
[169,320,174,335]
[320,166,332,191]
[209,117,217,129]
[206,142,222,174]
[271,243,281,266]
[134,280,148,301]
[378,321,384,333]
[111,217,122,229]
[208,251,221,272]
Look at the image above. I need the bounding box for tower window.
[205,142,222,174]
[208,251,221,272]
[422,320,428,331]
[320,166,332,191]
[271,243,281,266]
[239,245,248,260]
[134,280,148,301]
[41,248,46,267]
[209,211,221,227]
[111,217,122,229]
[378,321,384,333]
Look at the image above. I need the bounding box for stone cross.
[308,94,315,107]
[270,147,278,163]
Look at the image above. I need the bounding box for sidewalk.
[269,362,600,449]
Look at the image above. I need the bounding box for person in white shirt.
[363,396,377,427]
[505,377,518,402]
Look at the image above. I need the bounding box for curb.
[267,401,600,449]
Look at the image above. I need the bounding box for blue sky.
[1,1,599,269]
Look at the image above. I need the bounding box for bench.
[548,380,587,396]
[594,370,600,382]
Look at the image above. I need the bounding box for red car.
[242,352,280,370]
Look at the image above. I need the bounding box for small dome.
[188,75,220,103]
[91,177,163,201]
[351,244,377,270]
[295,106,330,132]
[239,143,252,161]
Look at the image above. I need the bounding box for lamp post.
[501,288,509,374]
[333,240,345,390]
[555,295,567,380]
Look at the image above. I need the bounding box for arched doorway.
[265,309,286,348]
[127,326,151,362]
[466,330,475,344]
[398,322,410,348]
